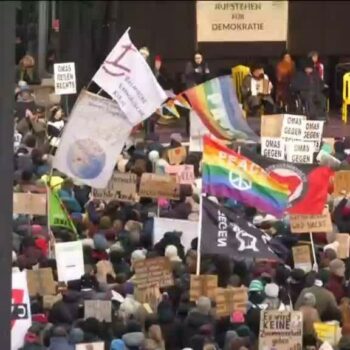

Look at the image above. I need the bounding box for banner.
[92,172,138,203]
[153,217,198,251]
[12,271,32,350]
[13,193,47,216]
[27,268,56,296]
[334,171,350,196]
[53,90,133,188]
[55,241,84,282]
[261,137,285,161]
[53,62,76,95]
[190,275,218,301]
[285,141,314,164]
[201,197,280,260]
[259,310,303,350]
[133,257,174,288]
[139,173,180,200]
[165,164,195,185]
[84,300,112,322]
[292,245,312,272]
[260,114,284,138]
[93,29,166,125]
[167,146,187,165]
[290,210,333,234]
[196,1,289,42]
[336,234,350,259]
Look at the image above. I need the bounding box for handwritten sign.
[292,245,312,272]
[290,210,333,234]
[190,275,218,301]
[134,283,161,313]
[133,257,174,288]
[84,300,112,322]
[53,62,76,95]
[215,287,248,318]
[139,173,180,200]
[165,164,195,184]
[92,172,138,202]
[336,234,350,259]
[27,268,56,297]
[13,193,47,216]
[261,137,285,160]
[334,171,350,196]
[168,146,187,165]
[259,311,303,350]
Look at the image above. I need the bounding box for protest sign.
[259,310,303,350]
[317,149,341,169]
[76,343,104,350]
[292,245,312,272]
[286,140,314,164]
[190,275,218,301]
[261,137,285,160]
[43,294,62,310]
[165,164,195,185]
[27,268,56,296]
[314,322,341,346]
[133,257,174,288]
[12,271,32,350]
[334,171,350,196]
[215,287,248,318]
[281,114,306,140]
[134,283,161,313]
[168,146,187,165]
[139,173,180,200]
[92,172,138,202]
[53,62,76,95]
[84,300,112,322]
[55,241,84,282]
[260,114,284,138]
[13,193,47,216]
[302,120,324,152]
[153,217,198,252]
[336,234,350,259]
[290,210,333,234]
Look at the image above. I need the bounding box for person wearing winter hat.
[326,259,346,303]
[122,320,145,350]
[165,244,182,271]
[263,283,284,310]
[48,326,74,350]
[288,268,306,305]
[130,249,146,268]
[298,292,320,336]
[110,339,126,350]
[68,328,84,345]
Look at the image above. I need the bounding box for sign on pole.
[53,62,76,95]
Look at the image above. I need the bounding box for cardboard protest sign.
[165,164,195,185]
[13,193,47,215]
[43,294,62,310]
[302,120,324,152]
[285,141,314,164]
[261,137,285,160]
[290,210,333,234]
[314,322,341,346]
[260,114,284,138]
[153,217,198,252]
[53,62,76,95]
[190,275,218,301]
[259,310,303,350]
[336,234,350,259]
[84,300,112,322]
[12,271,32,350]
[76,343,104,350]
[133,257,174,288]
[215,287,248,318]
[292,245,312,272]
[334,171,350,196]
[139,173,180,200]
[167,146,187,165]
[134,283,161,313]
[92,172,138,203]
[26,268,56,296]
[55,241,84,282]
[281,114,306,140]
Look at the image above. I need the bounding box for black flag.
[200,197,280,261]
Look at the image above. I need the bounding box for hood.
[122,332,145,348]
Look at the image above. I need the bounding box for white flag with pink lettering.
[93,29,166,126]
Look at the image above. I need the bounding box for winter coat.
[184,310,215,346]
[122,332,145,350]
[49,291,82,325]
[299,305,320,335]
[326,274,346,303]
[48,336,74,350]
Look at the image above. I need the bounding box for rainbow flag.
[179,75,257,141]
[202,136,290,217]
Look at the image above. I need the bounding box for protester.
[184,51,210,88]
[308,50,325,80]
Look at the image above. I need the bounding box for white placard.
[55,241,84,282]
[286,141,314,164]
[261,137,285,160]
[54,62,76,95]
[302,120,324,152]
[196,1,289,42]
[281,114,306,140]
[12,271,32,350]
[153,217,198,252]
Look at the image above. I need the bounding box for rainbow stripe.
[202,136,290,217]
[179,75,257,141]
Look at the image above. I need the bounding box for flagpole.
[196,193,203,275]
[309,232,318,271]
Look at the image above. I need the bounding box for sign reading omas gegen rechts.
[196,1,288,42]
[54,62,77,95]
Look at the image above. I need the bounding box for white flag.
[53,90,133,188]
[12,271,32,350]
[92,29,167,126]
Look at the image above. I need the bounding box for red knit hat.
[155,55,162,62]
